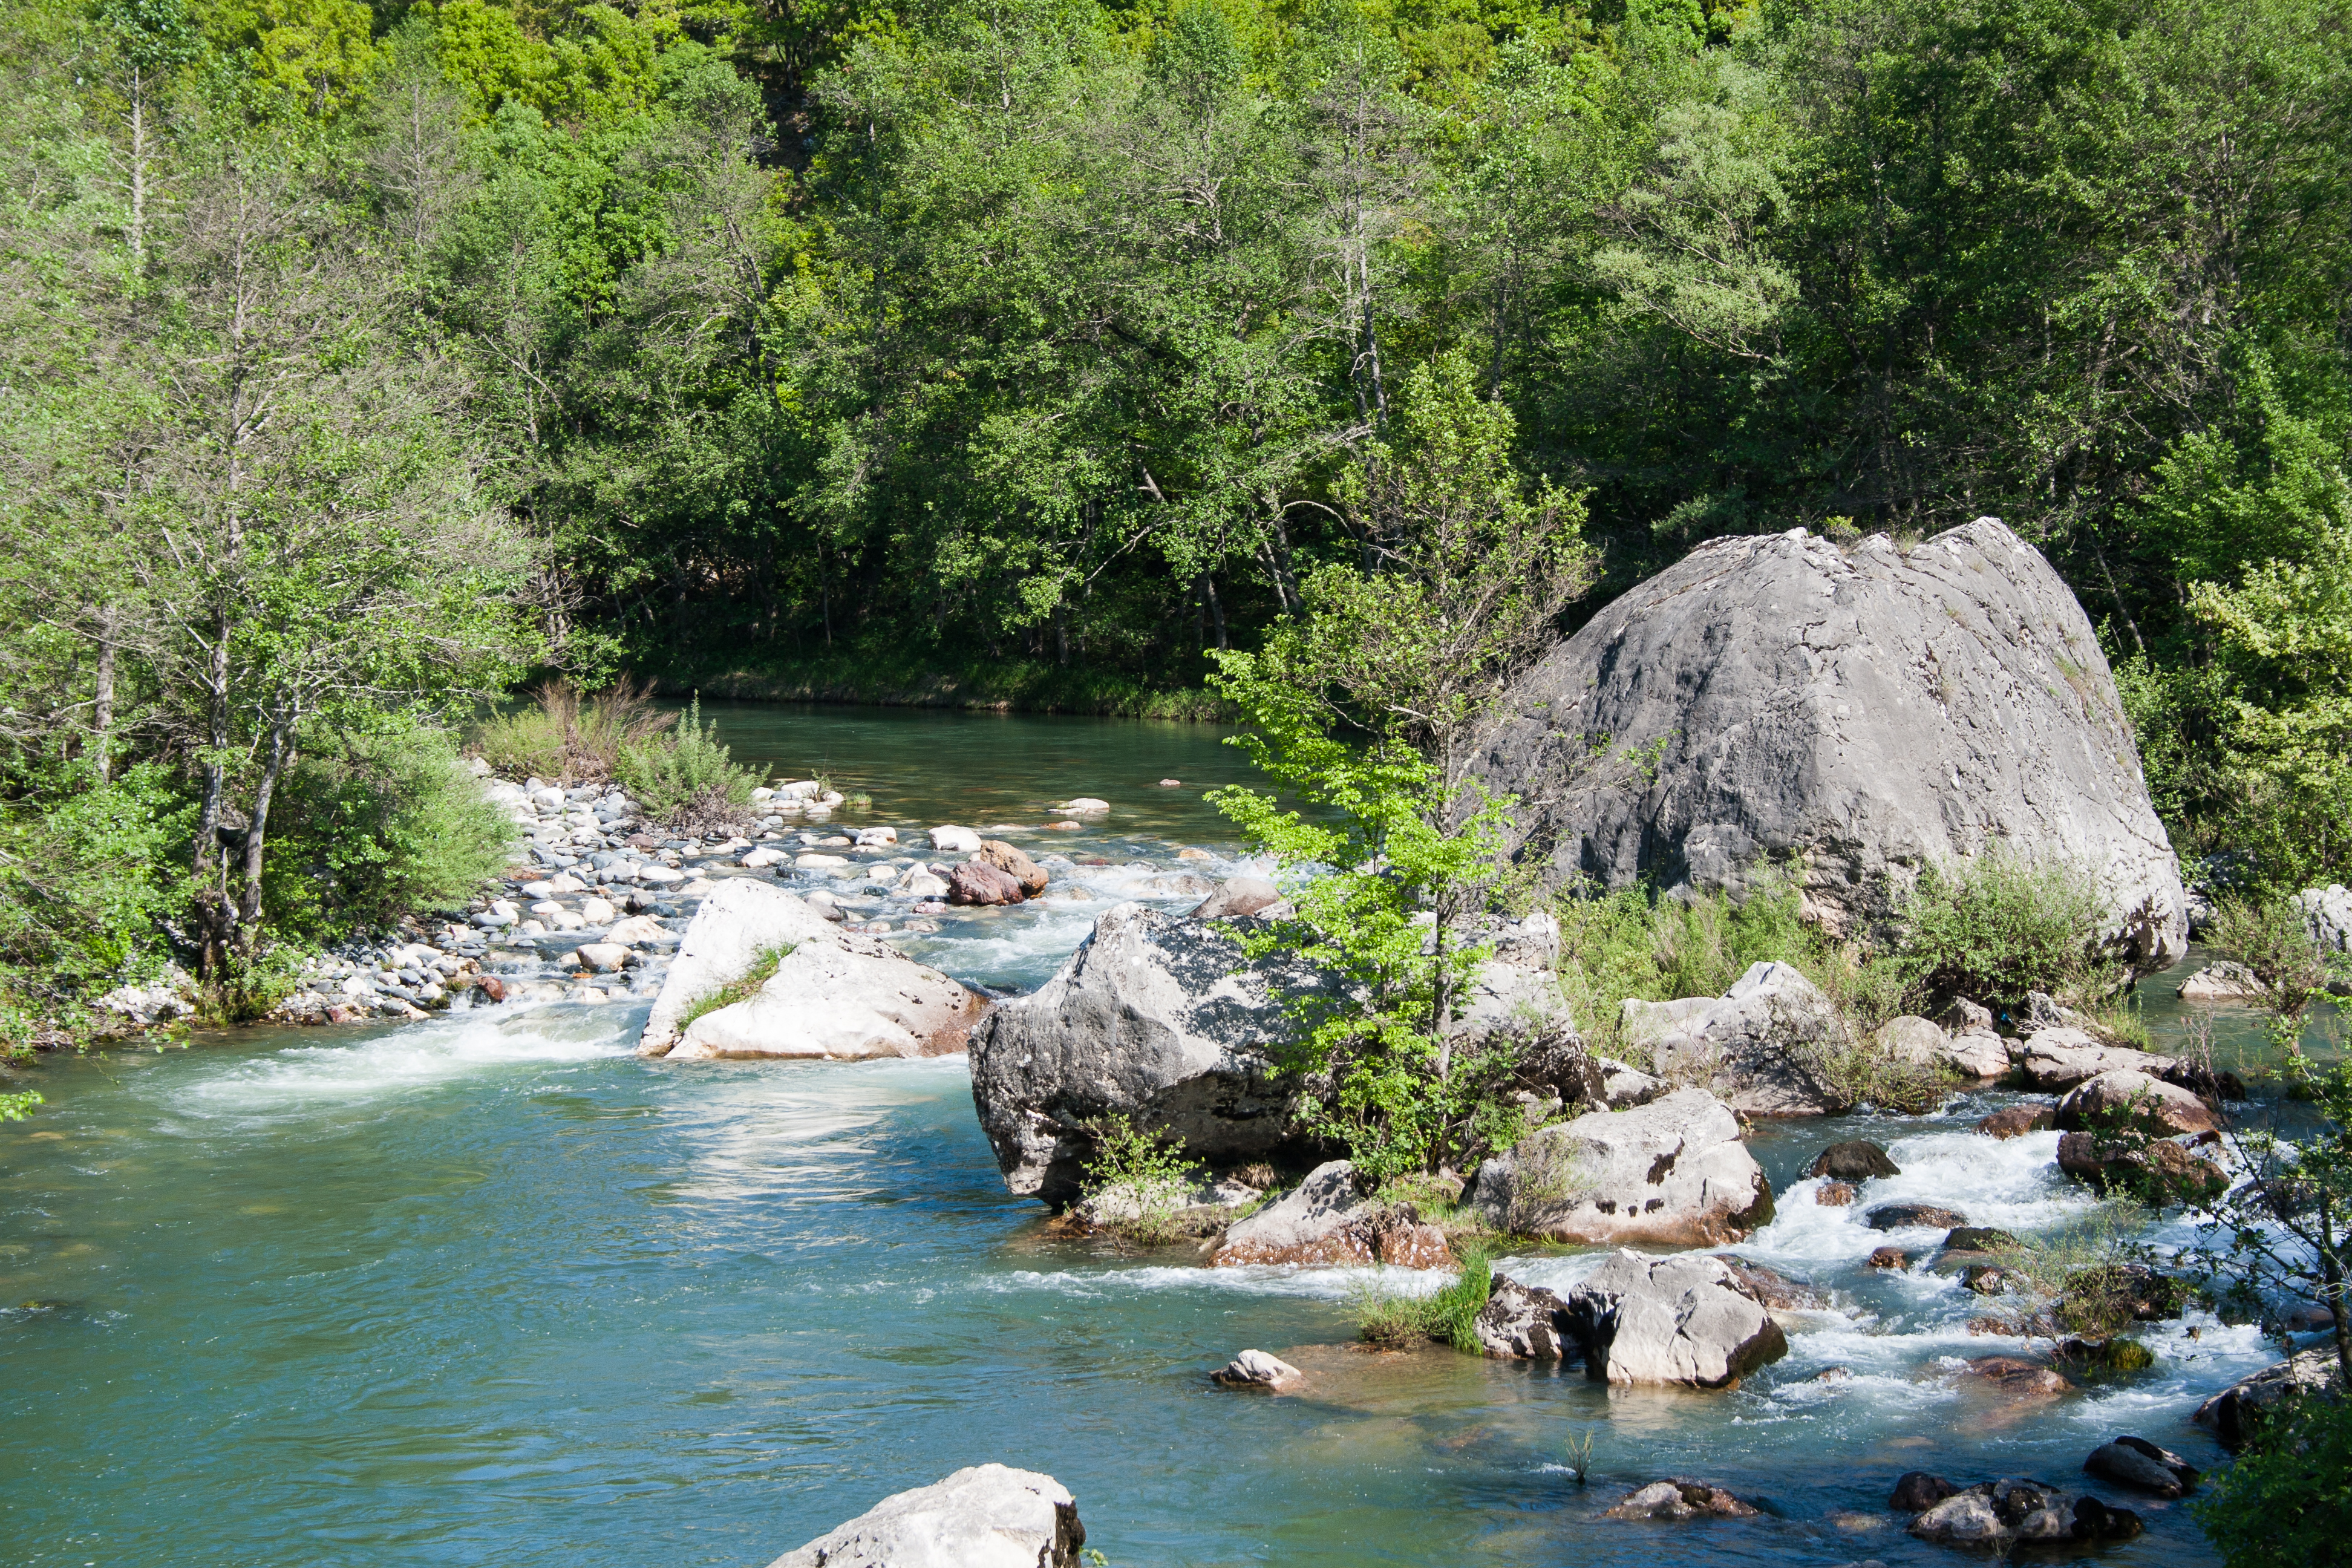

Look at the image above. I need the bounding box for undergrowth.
[1077,1114,1205,1246]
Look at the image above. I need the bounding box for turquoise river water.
[1,705,2331,1566]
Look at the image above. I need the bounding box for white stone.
[855,826,898,846]
[928,825,982,854]
[795,853,849,869]
[742,846,788,869]
[1057,797,1110,813]
[580,897,617,925]
[766,1465,1083,1568]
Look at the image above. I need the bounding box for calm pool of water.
[1,707,2327,1566]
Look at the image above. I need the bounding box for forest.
[1,0,2348,1031]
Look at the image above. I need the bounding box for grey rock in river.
[766,1463,1086,1568]
[1475,518,2187,970]
[1560,1249,1788,1388]
[1470,1087,1774,1246]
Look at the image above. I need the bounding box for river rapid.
[0,704,2326,1566]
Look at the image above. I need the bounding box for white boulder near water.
[1560,1250,1789,1388]
[637,879,987,1062]
[1469,1087,1775,1246]
[1476,518,2189,972]
[1619,960,1850,1116]
[766,1465,1087,1568]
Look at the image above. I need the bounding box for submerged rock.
[1958,1357,2071,1398]
[1909,1479,2141,1549]
[1604,1479,1760,1520]
[1809,1140,1900,1181]
[1210,1349,1304,1391]
[969,904,1330,1206]
[1864,1203,1967,1232]
[1475,519,2187,969]
[1469,1088,1774,1247]
[2083,1437,2198,1497]
[1207,1161,1449,1269]
[1619,961,1851,1116]
[2178,961,2265,1002]
[1562,1250,1788,1388]
[1976,1105,2054,1140]
[765,1463,1086,1568]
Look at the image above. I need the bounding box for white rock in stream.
[766,1464,1087,1568]
[638,878,988,1062]
[1561,1250,1788,1389]
[1469,1087,1774,1246]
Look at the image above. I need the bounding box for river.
[0,704,2324,1566]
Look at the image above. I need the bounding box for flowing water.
[1,705,2336,1566]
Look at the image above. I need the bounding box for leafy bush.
[1078,1114,1204,1246]
[1893,851,2110,1011]
[263,726,518,942]
[2194,1393,2352,1567]
[0,1088,41,1120]
[472,678,673,783]
[616,695,762,832]
[2206,897,2341,1027]
[0,760,192,1019]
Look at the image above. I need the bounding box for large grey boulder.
[1477,519,2187,972]
[766,1465,1085,1568]
[1560,1250,1788,1388]
[968,903,1331,1206]
[1469,1087,1774,1246]
[1620,960,1850,1115]
[640,880,987,1062]
[2016,1028,2173,1091]
[1475,1274,1576,1359]
[2295,884,2352,954]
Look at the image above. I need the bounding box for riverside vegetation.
[4,0,2352,1553]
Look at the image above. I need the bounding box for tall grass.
[615,696,763,831]
[471,678,673,783]
[1354,1244,1492,1351]
[1892,849,2111,1010]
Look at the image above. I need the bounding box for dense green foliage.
[3,0,2350,1037]
[1356,1243,1492,1351]
[2194,1394,2352,1568]
[1890,853,2114,1015]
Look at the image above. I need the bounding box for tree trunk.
[92,606,117,785]
[235,705,296,948]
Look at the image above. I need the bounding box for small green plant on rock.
[1077,1114,1204,1246]
[679,943,792,1031]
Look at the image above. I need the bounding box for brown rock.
[976,840,1050,895]
[2056,1131,2227,1201]
[1976,1105,2054,1139]
[1865,1203,1968,1231]
[474,973,507,1004]
[1712,1255,1828,1311]
[1809,1140,1901,1180]
[1962,1356,2072,1397]
[1890,1471,1959,1512]
[947,861,1027,906]
[1867,1246,1909,1269]
[1815,1180,1857,1206]
[2054,1069,2219,1137]
[1376,1221,1454,1270]
[1604,1480,1760,1521]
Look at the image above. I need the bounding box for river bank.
[657,655,1231,722]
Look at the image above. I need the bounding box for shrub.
[1077,1114,1204,1246]
[1893,851,2109,1011]
[616,695,762,832]
[472,678,673,783]
[2194,1393,2352,1567]
[263,726,518,943]
[2206,896,2341,1027]
[0,760,192,1017]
